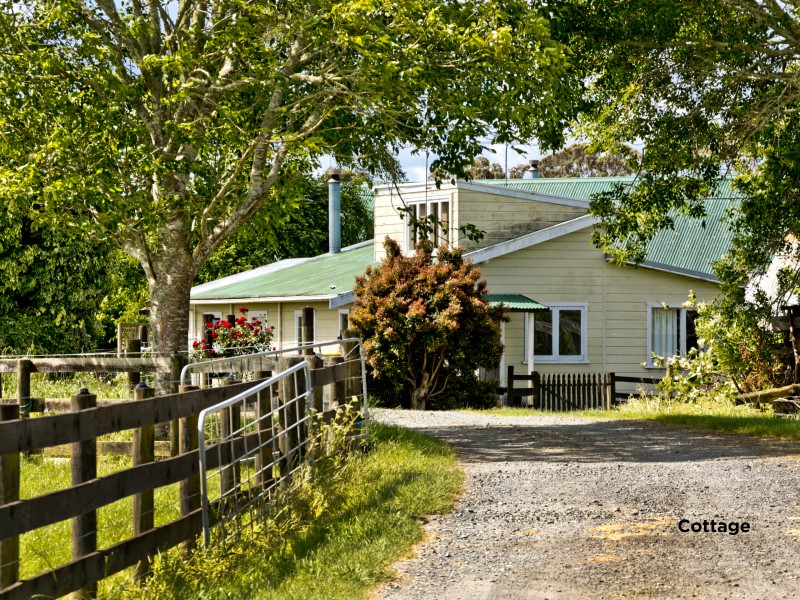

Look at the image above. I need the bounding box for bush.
[350,237,507,410]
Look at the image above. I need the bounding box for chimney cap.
[328,167,341,182]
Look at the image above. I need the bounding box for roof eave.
[190,294,337,304]
[608,257,720,284]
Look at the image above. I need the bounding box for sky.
[396,140,543,182]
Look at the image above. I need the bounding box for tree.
[0,210,110,354]
[197,174,373,283]
[350,237,507,410]
[538,143,639,177]
[549,0,800,264]
[467,156,506,180]
[548,0,800,387]
[0,1,579,362]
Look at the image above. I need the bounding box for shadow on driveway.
[402,418,800,464]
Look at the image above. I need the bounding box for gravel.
[370,409,800,599]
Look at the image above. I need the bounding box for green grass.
[2,371,132,401]
[18,454,183,589]
[470,397,800,441]
[116,423,463,600]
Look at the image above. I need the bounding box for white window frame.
[523,303,589,364]
[338,309,350,334]
[294,309,316,346]
[404,195,451,253]
[645,303,698,367]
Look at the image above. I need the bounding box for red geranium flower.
[239,306,249,314]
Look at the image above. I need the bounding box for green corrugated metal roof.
[477,176,635,198]
[479,177,740,278]
[478,177,739,201]
[486,294,547,310]
[642,198,735,278]
[191,243,377,300]
[357,184,374,212]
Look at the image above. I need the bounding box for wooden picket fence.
[503,367,662,410]
[0,346,363,600]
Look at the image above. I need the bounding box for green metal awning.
[486,294,547,311]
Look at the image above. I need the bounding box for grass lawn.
[472,398,800,441]
[112,422,463,600]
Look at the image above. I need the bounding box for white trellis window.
[647,304,698,364]
[406,196,450,250]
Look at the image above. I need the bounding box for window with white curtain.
[647,304,698,365]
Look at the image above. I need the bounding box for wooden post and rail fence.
[0,325,363,599]
[501,366,663,410]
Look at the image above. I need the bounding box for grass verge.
[471,398,800,441]
[113,422,463,600]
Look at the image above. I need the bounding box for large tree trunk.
[145,219,195,394]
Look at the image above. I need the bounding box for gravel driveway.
[371,409,800,600]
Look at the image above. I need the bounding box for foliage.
[192,307,275,358]
[546,0,795,264]
[538,143,639,178]
[197,175,374,284]
[122,423,462,600]
[653,345,738,404]
[465,156,505,180]
[543,1,800,388]
[0,0,580,358]
[350,237,507,410]
[95,252,150,348]
[0,210,110,355]
[693,285,785,392]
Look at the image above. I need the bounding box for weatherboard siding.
[478,227,721,381]
[457,189,587,252]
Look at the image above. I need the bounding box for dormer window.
[406,196,450,251]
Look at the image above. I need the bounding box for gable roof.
[192,177,739,303]
[477,177,739,281]
[190,241,377,303]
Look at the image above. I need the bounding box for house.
[189,176,739,395]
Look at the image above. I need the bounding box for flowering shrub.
[192,307,275,358]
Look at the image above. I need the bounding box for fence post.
[169,353,186,457]
[306,355,324,415]
[132,383,155,580]
[507,365,515,406]
[178,384,200,553]
[126,338,142,393]
[71,388,97,600]
[278,356,305,477]
[219,376,241,498]
[16,359,32,419]
[532,371,541,409]
[301,307,314,356]
[0,403,20,590]
[606,372,615,410]
[253,371,272,487]
[327,357,345,410]
[340,331,360,405]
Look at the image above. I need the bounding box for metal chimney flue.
[328,168,342,253]
[523,160,540,179]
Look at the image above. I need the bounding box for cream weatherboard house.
[189,177,737,397]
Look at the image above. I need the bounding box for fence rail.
[0,337,367,599]
[504,367,663,410]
